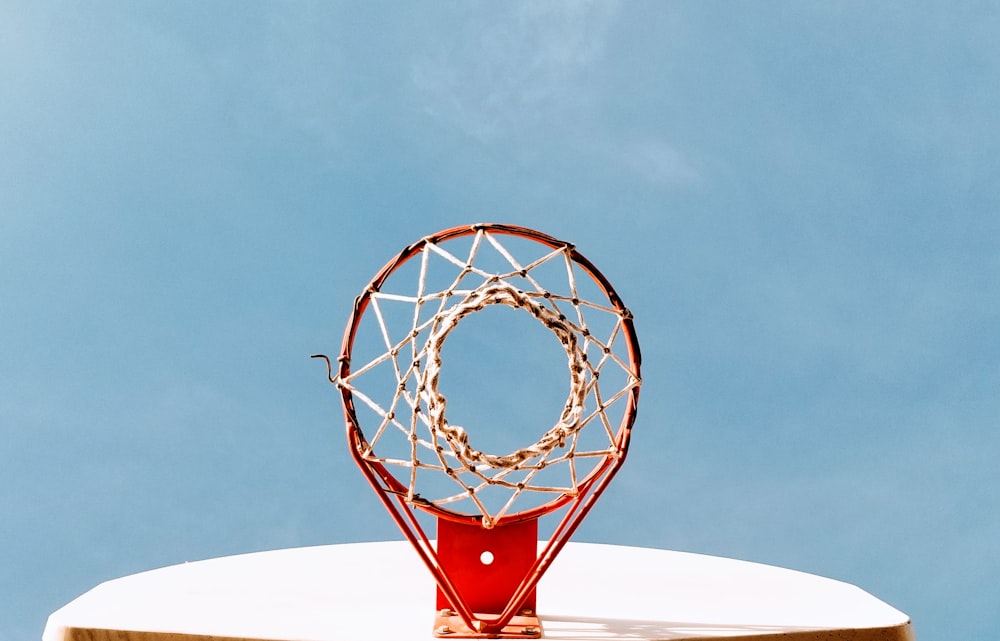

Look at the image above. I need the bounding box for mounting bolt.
[520,608,534,616]
[436,625,454,635]
[522,626,539,636]
[438,609,453,617]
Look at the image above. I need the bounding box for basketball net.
[316,223,642,637]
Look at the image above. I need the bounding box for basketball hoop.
[315,223,642,637]
[42,225,914,641]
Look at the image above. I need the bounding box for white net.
[335,227,641,528]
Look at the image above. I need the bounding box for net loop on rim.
[421,280,588,470]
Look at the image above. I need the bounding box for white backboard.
[43,541,912,641]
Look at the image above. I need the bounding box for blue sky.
[2,2,998,639]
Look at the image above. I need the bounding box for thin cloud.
[622,139,701,186]
[410,1,619,142]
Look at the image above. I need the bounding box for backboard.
[43,541,913,641]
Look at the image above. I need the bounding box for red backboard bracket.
[436,518,538,614]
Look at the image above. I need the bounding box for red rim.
[337,223,642,526]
